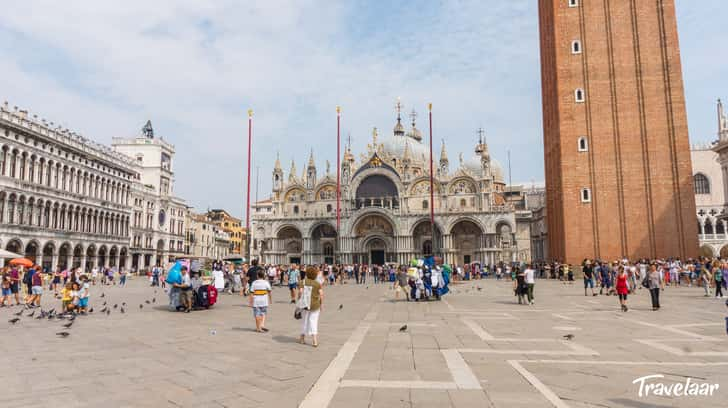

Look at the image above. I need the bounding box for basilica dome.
[382,135,429,163]
[463,156,505,184]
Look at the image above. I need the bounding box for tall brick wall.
[539,0,698,264]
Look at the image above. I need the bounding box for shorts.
[253,306,268,317]
[618,293,628,301]
[2,288,11,296]
[32,286,43,295]
[53,277,61,284]
[288,283,298,290]
[78,298,89,308]
[62,300,71,309]
[9,283,18,294]
[584,278,594,288]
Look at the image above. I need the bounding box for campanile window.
[581,188,592,203]
[575,88,585,103]
[572,40,582,54]
[569,0,579,7]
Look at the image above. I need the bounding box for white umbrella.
[0,248,23,258]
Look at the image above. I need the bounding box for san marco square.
[2,1,728,407]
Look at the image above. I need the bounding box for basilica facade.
[251,104,521,267]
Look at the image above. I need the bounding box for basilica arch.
[352,212,396,265]
[309,222,337,265]
[411,218,442,258]
[274,225,303,265]
[448,219,484,266]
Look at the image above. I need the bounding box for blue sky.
[0,1,724,218]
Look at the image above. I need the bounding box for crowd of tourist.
[4,254,727,347]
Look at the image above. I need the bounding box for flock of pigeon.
[6,289,159,338]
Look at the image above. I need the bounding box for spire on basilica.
[393,98,405,136]
[308,149,316,168]
[475,127,489,159]
[439,139,449,176]
[289,160,297,182]
[274,151,282,171]
[407,109,423,141]
[403,140,412,164]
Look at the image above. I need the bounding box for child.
[1,272,11,307]
[249,270,272,333]
[70,282,81,313]
[77,276,90,313]
[61,282,74,313]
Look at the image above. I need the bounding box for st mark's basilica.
[250,102,525,267]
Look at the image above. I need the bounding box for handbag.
[641,276,650,289]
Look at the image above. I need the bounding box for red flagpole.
[246,109,253,262]
[336,106,341,233]
[428,103,435,255]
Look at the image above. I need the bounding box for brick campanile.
[538,0,698,264]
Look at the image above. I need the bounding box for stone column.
[51,252,59,273]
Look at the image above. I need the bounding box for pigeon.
[56,332,70,338]
[122,302,126,306]
[62,321,74,329]
[106,310,111,316]
[100,293,105,298]
[477,287,482,291]
[27,310,36,317]
[152,298,156,303]
[145,300,150,304]
[113,304,118,309]
[139,304,143,310]
[88,308,94,313]
[100,307,108,313]
[102,302,107,306]
[120,307,125,314]
[366,286,369,290]
[339,304,343,310]
[399,324,408,332]
[13,309,23,316]
[563,334,575,341]
[8,317,20,324]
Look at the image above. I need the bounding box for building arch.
[411,218,442,257]
[448,177,478,195]
[5,238,23,256]
[58,242,72,270]
[450,218,485,265]
[41,241,55,271]
[24,240,40,264]
[699,244,716,258]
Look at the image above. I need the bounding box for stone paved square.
[2,277,727,407]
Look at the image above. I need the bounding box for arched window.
[704,219,714,235]
[578,136,588,152]
[572,40,582,54]
[694,173,710,195]
[293,205,299,214]
[460,198,467,208]
[326,204,332,213]
[422,200,428,210]
[575,88,585,103]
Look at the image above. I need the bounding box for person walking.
[249,269,272,332]
[582,260,597,296]
[524,264,536,305]
[615,266,630,312]
[299,266,323,347]
[647,264,664,311]
[287,264,300,304]
[714,265,724,298]
[701,265,713,297]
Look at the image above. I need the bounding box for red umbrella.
[9,258,33,268]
